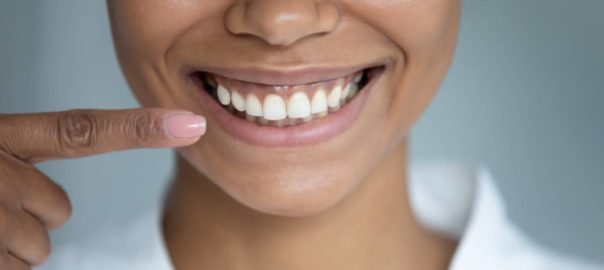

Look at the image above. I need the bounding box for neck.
[162,138,456,270]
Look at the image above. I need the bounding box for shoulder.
[452,209,603,270]
[409,161,603,270]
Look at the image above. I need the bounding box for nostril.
[315,2,340,32]
[224,2,247,35]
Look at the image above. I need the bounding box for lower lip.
[191,71,381,148]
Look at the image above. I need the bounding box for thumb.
[0,108,206,163]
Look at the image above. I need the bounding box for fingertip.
[164,113,207,139]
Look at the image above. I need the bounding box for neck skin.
[163,138,457,270]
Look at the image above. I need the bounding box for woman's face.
[107,0,460,216]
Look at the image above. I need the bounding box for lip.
[185,60,388,86]
[188,66,385,148]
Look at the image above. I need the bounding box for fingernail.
[165,113,206,139]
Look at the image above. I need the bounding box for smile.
[189,65,384,147]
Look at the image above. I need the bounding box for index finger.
[0,108,206,163]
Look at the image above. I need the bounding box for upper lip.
[186,61,389,86]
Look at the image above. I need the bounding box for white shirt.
[37,162,603,270]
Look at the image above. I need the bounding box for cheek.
[109,0,219,106]
[359,0,459,48]
[359,0,460,142]
[109,1,205,54]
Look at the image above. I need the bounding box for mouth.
[189,65,385,147]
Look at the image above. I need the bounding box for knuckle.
[34,235,52,265]
[131,111,163,146]
[24,170,72,229]
[56,110,97,152]
[46,184,72,229]
[53,190,72,227]
[29,229,51,266]
[2,253,30,270]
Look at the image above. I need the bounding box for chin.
[178,144,363,217]
[225,172,353,218]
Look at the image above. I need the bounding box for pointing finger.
[0,108,206,163]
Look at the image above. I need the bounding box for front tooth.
[311,89,328,114]
[287,92,311,119]
[341,83,351,101]
[327,85,342,108]
[263,94,287,120]
[246,94,263,116]
[217,84,231,105]
[231,91,246,112]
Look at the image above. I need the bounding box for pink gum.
[210,72,360,101]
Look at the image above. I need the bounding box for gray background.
[1,0,603,264]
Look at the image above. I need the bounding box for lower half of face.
[108,0,460,216]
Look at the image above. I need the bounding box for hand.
[0,108,206,269]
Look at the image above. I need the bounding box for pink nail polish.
[165,113,206,139]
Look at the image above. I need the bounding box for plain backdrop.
[1,0,603,263]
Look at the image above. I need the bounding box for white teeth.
[327,85,342,108]
[287,92,311,119]
[246,94,263,116]
[341,83,351,101]
[263,94,287,121]
[311,89,328,114]
[214,76,362,124]
[217,84,231,105]
[232,91,246,112]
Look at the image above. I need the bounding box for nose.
[225,0,340,46]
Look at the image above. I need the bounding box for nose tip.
[225,0,340,46]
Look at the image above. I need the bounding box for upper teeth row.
[215,78,361,121]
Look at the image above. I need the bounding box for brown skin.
[107,0,461,269]
[0,0,460,269]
